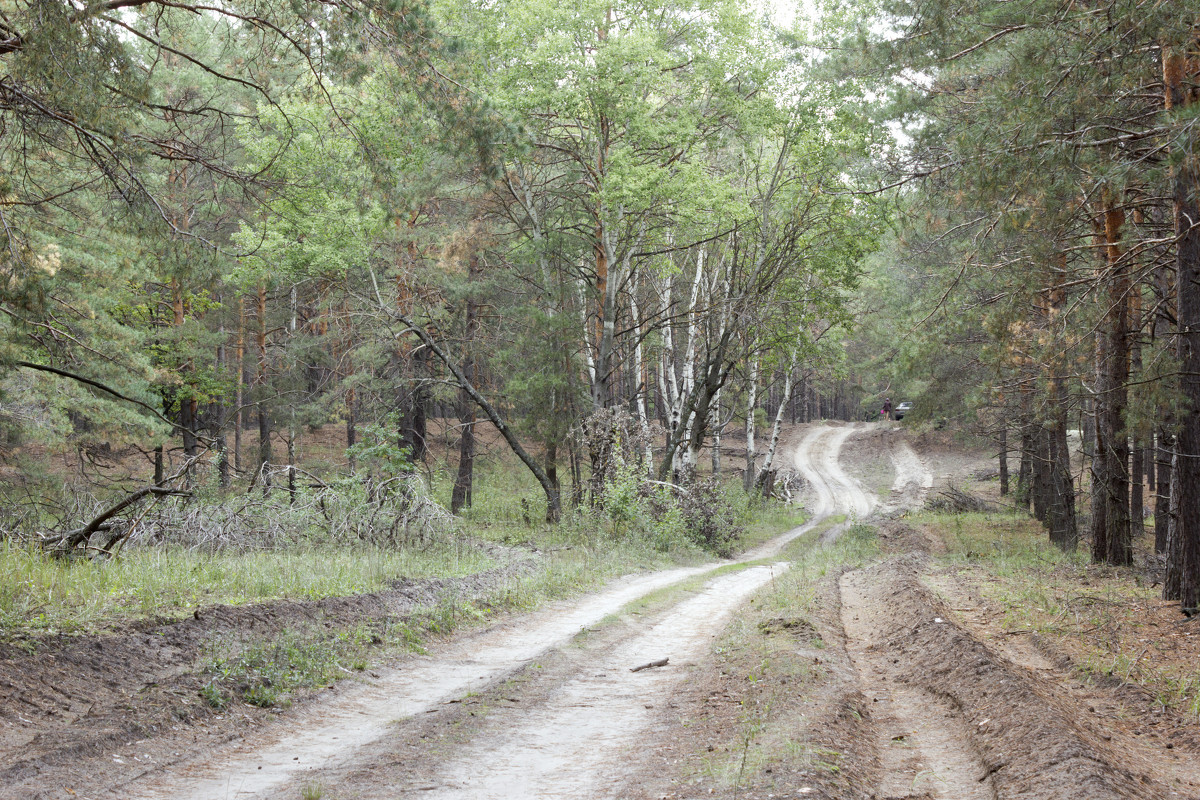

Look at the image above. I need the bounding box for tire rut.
[840,567,996,800]
[841,558,1160,800]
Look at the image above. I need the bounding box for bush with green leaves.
[595,459,746,557]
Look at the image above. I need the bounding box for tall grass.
[0,539,492,635]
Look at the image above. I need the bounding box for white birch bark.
[760,351,798,478]
[629,291,654,472]
[710,388,722,473]
[744,356,759,491]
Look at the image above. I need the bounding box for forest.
[3,0,1200,796]
[1,0,1199,602]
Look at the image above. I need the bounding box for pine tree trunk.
[256,281,272,492]
[346,386,357,475]
[1130,287,1144,540]
[1031,425,1049,524]
[1047,385,1078,550]
[451,256,480,514]
[1165,45,1200,606]
[1017,421,1033,511]
[1156,431,1172,555]
[216,312,230,491]
[998,426,1009,496]
[234,296,244,474]
[1092,199,1130,566]
[154,445,164,486]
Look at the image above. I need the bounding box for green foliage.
[202,623,384,708]
[344,412,416,479]
[593,461,749,557]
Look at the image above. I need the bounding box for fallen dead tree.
[39,459,197,557]
[769,469,806,504]
[927,484,1000,514]
[32,464,454,557]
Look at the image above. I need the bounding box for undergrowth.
[0,539,491,636]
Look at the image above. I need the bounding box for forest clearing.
[3,0,1200,796]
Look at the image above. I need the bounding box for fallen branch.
[630,657,669,673]
[927,484,999,513]
[42,458,198,555]
[45,484,191,554]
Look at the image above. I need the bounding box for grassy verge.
[0,540,493,636]
[193,502,810,711]
[918,510,1200,717]
[698,520,877,788]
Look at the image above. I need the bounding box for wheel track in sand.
[116,428,856,800]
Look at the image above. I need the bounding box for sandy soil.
[5,421,1200,800]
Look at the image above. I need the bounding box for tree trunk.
[1046,390,1078,550]
[744,357,759,493]
[1017,421,1033,511]
[1031,425,1050,524]
[759,355,796,488]
[1130,287,1144,540]
[346,386,357,474]
[1156,431,1173,555]
[1165,44,1200,605]
[451,255,480,515]
[216,309,230,491]
[1092,198,1131,566]
[256,281,272,492]
[711,389,722,474]
[998,426,1009,496]
[234,295,244,474]
[154,445,164,486]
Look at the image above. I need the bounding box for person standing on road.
[882,397,892,421]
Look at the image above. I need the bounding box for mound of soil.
[846,554,1153,799]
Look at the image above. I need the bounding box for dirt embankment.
[0,554,537,799]
[835,515,1200,800]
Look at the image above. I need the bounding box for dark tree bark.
[1092,199,1131,566]
[1157,432,1174,555]
[1154,224,1174,556]
[1046,400,1079,550]
[154,444,164,486]
[998,426,1009,496]
[216,323,230,491]
[1031,425,1050,523]
[346,386,357,474]
[1130,287,1144,540]
[255,282,272,492]
[234,295,245,474]
[451,255,480,515]
[1016,420,1033,511]
[1165,45,1200,605]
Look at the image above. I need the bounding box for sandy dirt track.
[107,424,869,800]
[9,421,1200,800]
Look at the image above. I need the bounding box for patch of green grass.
[0,539,492,637]
[202,622,393,709]
[740,503,808,552]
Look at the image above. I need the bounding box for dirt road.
[8,422,1200,799]
[76,424,854,800]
